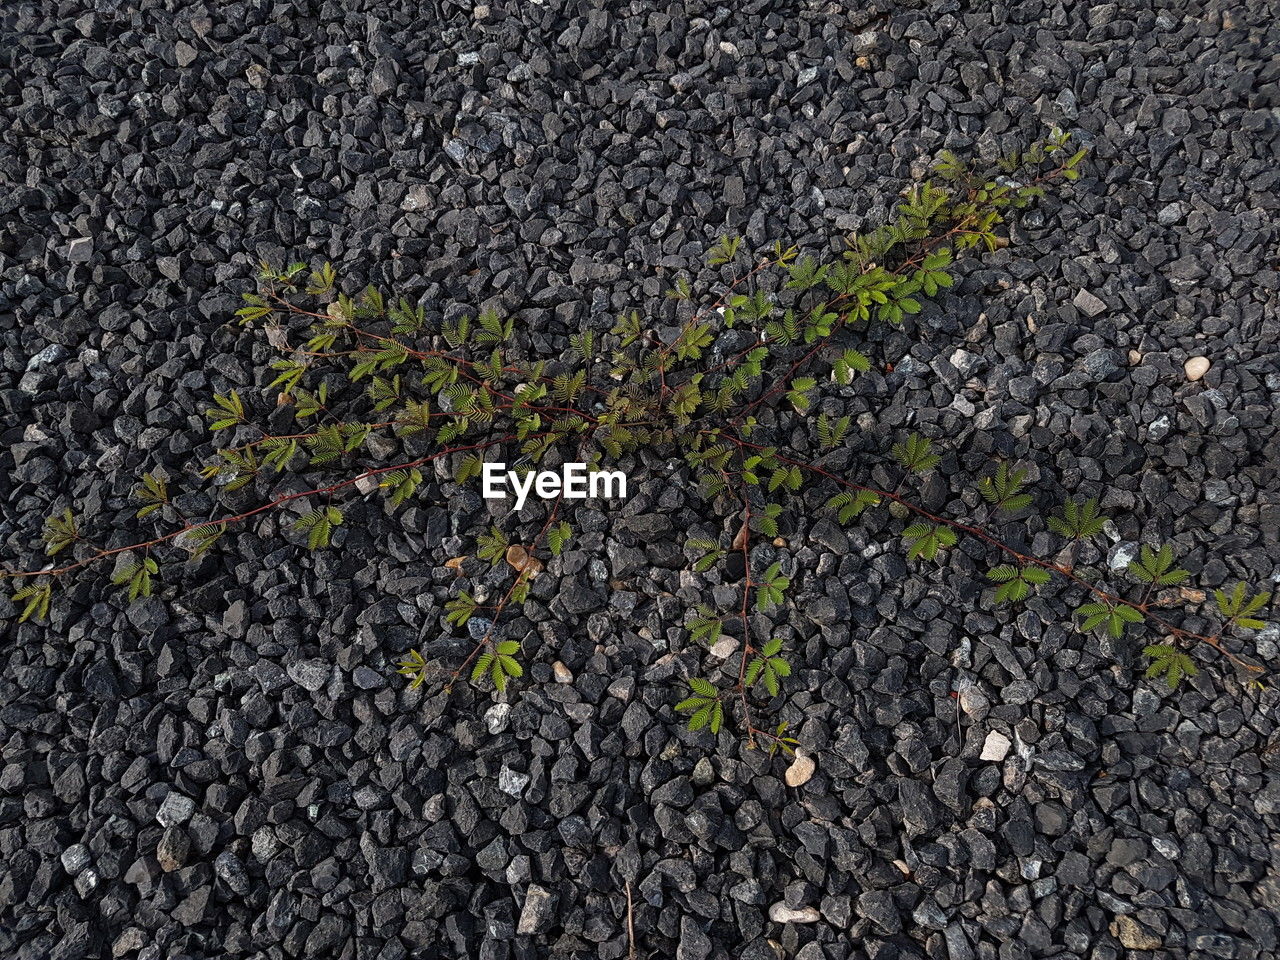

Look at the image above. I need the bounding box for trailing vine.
[4,131,1270,750]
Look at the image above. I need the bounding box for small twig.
[625,880,637,960]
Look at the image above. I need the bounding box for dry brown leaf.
[506,544,544,576]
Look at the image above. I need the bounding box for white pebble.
[768,903,821,923]
[981,730,1012,762]
[1184,356,1211,381]
[784,750,815,787]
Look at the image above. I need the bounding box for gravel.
[3,2,1279,959]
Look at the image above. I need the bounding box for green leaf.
[1128,544,1189,587]
[42,509,78,557]
[1215,582,1271,631]
[786,254,827,291]
[477,526,508,566]
[687,537,724,574]
[816,414,851,450]
[134,472,169,519]
[674,679,722,734]
[892,433,940,474]
[754,562,789,611]
[986,564,1051,605]
[183,522,227,559]
[11,581,53,624]
[707,234,742,267]
[305,261,337,296]
[977,463,1032,513]
[902,523,957,562]
[112,553,158,602]
[828,489,880,524]
[547,521,572,558]
[396,649,429,690]
[1076,600,1143,639]
[688,676,717,698]
[1048,499,1106,540]
[754,503,783,538]
[766,720,800,757]
[745,638,790,698]
[379,467,422,509]
[1143,644,1198,689]
[292,506,342,551]
[206,389,246,431]
[786,377,816,413]
[446,591,479,627]
[686,605,723,645]
[833,348,871,385]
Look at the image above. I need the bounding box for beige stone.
[1184,356,1211,381]
[784,750,816,787]
[981,730,1012,762]
[1111,915,1161,950]
[768,903,820,924]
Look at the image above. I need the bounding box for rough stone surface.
[2,4,1278,959]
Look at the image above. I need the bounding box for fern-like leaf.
[1128,544,1189,587]
[977,463,1032,513]
[1048,498,1106,540]
[1143,644,1198,689]
[893,433,940,474]
[1215,582,1271,631]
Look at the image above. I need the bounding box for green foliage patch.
[4,132,1270,751]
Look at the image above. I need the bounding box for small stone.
[1072,289,1107,317]
[552,661,573,683]
[287,658,329,691]
[113,929,146,957]
[708,636,739,659]
[61,844,91,876]
[74,869,100,896]
[175,41,197,67]
[467,617,495,641]
[1109,542,1139,571]
[27,344,67,371]
[214,851,251,896]
[768,903,821,923]
[67,237,93,262]
[157,826,189,872]
[958,687,989,719]
[484,702,511,734]
[1111,916,1161,950]
[1184,356,1211,381]
[785,750,815,787]
[980,731,1012,762]
[517,884,555,934]
[499,766,530,797]
[692,757,715,787]
[156,791,195,826]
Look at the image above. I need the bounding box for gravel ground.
[3,1,1280,958]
